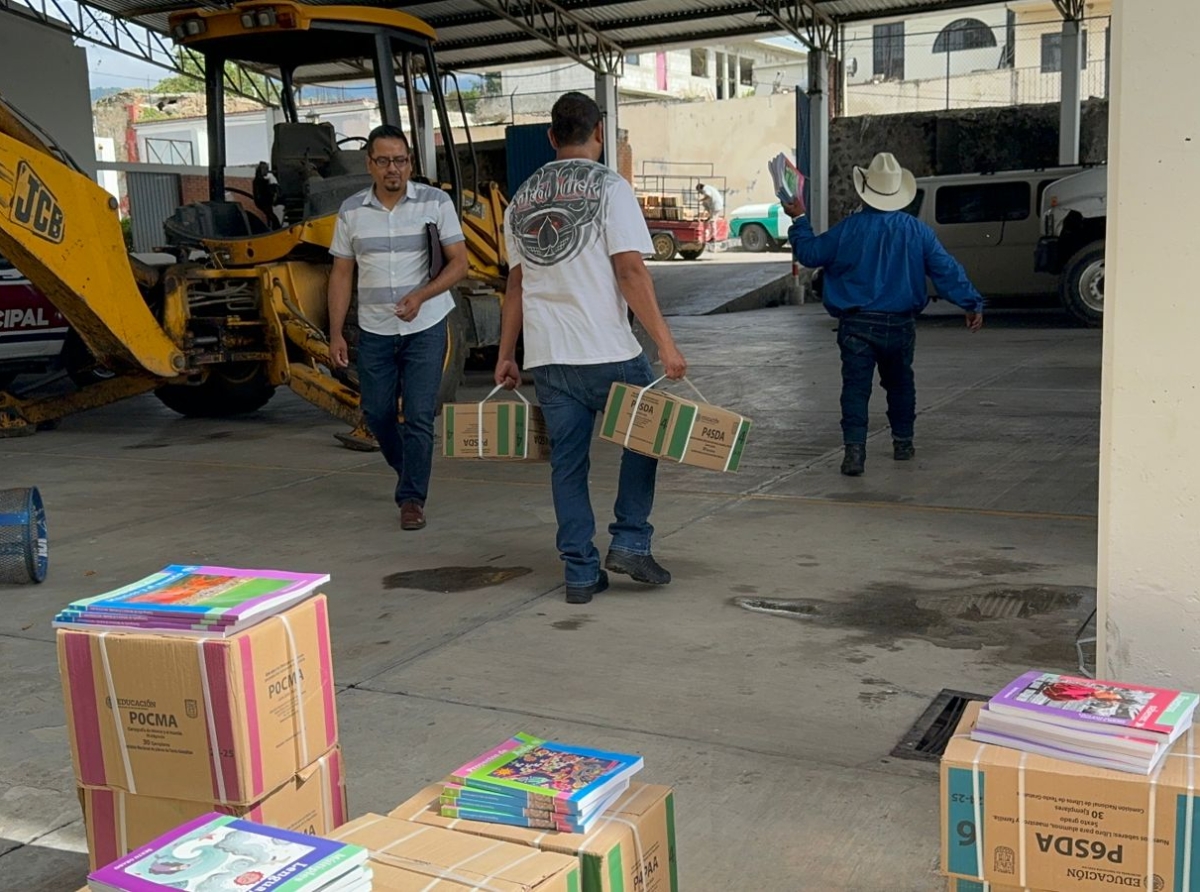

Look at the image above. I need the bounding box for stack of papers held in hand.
[768,152,805,204]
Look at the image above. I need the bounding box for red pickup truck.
[0,256,106,390]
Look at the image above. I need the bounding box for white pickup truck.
[1035,166,1107,327]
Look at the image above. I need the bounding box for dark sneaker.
[841,443,866,476]
[400,501,426,530]
[893,439,916,461]
[565,571,608,605]
[604,551,671,585]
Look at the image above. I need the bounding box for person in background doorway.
[495,92,687,605]
[783,151,984,476]
[327,124,469,529]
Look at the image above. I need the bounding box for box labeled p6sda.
[942,702,1200,892]
[600,380,750,472]
[443,387,550,461]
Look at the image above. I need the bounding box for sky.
[87,45,175,91]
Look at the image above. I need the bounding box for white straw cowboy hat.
[853,152,917,212]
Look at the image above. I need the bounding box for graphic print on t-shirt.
[508,160,611,267]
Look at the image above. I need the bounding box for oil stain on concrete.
[731,582,1094,666]
[383,566,532,593]
[552,616,593,631]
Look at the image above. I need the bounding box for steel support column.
[1053,0,1086,166]
[417,90,436,181]
[1059,18,1083,164]
[595,71,618,173]
[807,49,830,233]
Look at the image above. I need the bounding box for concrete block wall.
[829,99,1109,222]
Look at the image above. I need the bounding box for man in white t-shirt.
[495,92,687,605]
[696,182,724,219]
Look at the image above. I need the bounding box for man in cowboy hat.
[782,152,984,476]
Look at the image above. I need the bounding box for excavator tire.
[154,363,276,418]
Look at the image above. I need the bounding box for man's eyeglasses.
[371,156,410,169]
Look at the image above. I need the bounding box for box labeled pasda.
[58,595,338,805]
[330,813,580,891]
[391,781,677,892]
[79,745,347,870]
[942,702,1200,891]
[443,390,551,461]
[599,381,750,473]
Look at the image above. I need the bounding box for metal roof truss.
[0,0,280,104]
[471,0,626,75]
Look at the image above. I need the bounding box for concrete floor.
[0,293,1101,890]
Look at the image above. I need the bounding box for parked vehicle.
[727,203,791,252]
[0,256,108,390]
[1034,166,1107,327]
[646,217,730,262]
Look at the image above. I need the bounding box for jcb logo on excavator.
[11,162,64,244]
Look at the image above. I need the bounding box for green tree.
[447,86,482,114]
[153,51,271,101]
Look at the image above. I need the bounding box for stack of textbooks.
[440,733,644,833]
[768,152,805,205]
[87,813,371,892]
[52,565,329,637]
[971,670,1199,774]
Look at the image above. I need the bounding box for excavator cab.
[165,1,462,242]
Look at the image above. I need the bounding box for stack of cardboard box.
[941,702,1200,892]
[57,594,347,871]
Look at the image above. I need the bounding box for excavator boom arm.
[0,96,184,379]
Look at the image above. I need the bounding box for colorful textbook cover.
[88,812,367,892]
[450,733,644,813]
[441,778,630,819]
[768,152,805,205]
[987,671,1199,740]
[54,565,328,636]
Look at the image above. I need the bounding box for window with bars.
[1041,31,1088,73]
[873,22,905,81]
[933,18,997,53]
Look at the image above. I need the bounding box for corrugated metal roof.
[76,0,1014,73]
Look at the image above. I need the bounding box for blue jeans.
[836,313,916,445]
[532,354,659,587]
[357,319,446,506]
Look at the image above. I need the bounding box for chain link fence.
[843,15,1111,117]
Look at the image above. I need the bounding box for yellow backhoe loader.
[0,0,509,446]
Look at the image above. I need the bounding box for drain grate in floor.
[890,689,990,762]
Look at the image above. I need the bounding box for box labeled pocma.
[942,702,1200,892]
[58,595,338,805]
[330,813,581,891]
[391,782,677,892]
[79,745,347,870]
[600,382,750,472]
[442,397,550,461]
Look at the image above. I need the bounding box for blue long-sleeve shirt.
[788,208,984,318]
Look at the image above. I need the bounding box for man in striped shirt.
[327,124,468,530]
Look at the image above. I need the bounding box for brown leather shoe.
[400,501,426,530]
